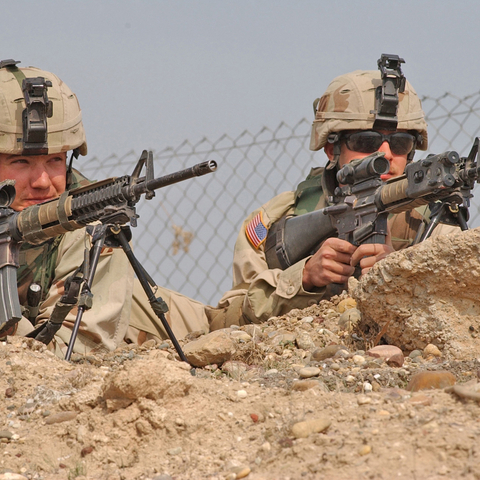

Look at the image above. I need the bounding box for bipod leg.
[65,225,108,361]
[455,208,469,231]
[112,228,191,366]
[417,203,447,243]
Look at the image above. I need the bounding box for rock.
[367,345,403,363]
[423,344,442,357]
[44,411,77,425]
[232,466,251,479]
[237,390,248,399]
[291,417,331,438]
[291,380,319,391]
[298,367,320,378]
[386,353,405,368]
[102,356,194,410]
[313,344,348,361]
[338,308,361,330]
[242,324,265,340]
[357,395,372,405]
[269,332,296,346]
[0,474,29,480]
[183,330,236,367]
[363,382,373,393]
[409,350,423,359]
[230,331,252,342]
[358,445,372,456]
[352,355,366,365]
[406,371,456,392]
[295,331,316,350]
[221,361,249,378]
[408,394,433,406]
[337,298,357,313]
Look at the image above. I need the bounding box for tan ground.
[1,229,479,480]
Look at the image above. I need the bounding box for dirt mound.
[351,228,480,359]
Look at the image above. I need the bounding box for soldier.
[0,60,208,357]
[206,56,457,330]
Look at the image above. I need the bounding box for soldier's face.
[325,130,410,182]
[0,153,67,211]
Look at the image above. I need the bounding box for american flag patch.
[246,212,268,248]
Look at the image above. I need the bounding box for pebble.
[357,395,372,405]
[337,298,357,312]
[367,345,403,363]
[44,411,77,425]
[301,316,314,323]
[407,371,456,392]
[298,367,320,378]
[338,308,361,330]
[358,445,372,456]
[292,380,320,391]
[261,441,271,452]
[230,331,252,342]
[363,382,373,393]
[334,349,351,359]
[291,417,331,438]
[423,344,442,357]
[237,390,248,399]
[352,355,366,365]
[295,331,316,350]
[167,447,183,455]
[408,394,433,406]
[409,349,423,359]
[222,361,248,377]
[313,345,348,361]
[0,431,12,440]
[232,466,251,479]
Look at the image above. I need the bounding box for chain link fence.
[81,90,480,306]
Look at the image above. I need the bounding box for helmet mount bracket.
[372,54,406,132]
[22,77,53,155]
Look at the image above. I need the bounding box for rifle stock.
[0,150,217,335]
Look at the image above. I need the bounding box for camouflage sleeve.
[35,228,134,355]
[208,192,326,330]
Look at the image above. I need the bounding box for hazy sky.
[3,0,480,159]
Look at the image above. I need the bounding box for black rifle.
[0,150,217,361]
[265,138,479,279]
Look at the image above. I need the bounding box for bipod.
[64,224,190,367]
[413,198,469,245]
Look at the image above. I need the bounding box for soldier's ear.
[324,143,334,161]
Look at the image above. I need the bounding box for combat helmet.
[310,54,427,169]
[0,59,87,157]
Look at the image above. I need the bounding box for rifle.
[0,150,217,361]
[265,138,479,275]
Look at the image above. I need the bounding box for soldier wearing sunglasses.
[206,59,457,330]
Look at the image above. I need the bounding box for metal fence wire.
[81,90,480,306]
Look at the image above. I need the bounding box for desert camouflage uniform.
[16,169,209,357]
[207,166,458,331]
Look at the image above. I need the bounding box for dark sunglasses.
[342,131,416,155]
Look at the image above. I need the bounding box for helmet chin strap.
[326,133,342,171]
[66,148,80,188]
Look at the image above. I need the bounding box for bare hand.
[350,242,394,275]
[302,231,394,291]
[302,237,357,290]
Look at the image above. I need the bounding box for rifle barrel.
[131,160,217,197]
